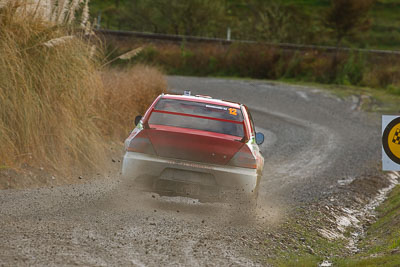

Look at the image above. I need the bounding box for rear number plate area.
[176,184,200,196]
[154,179,201,196]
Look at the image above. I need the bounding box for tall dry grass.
[0,2,105,170]
[0,0,91,26]
[100,66,166,140]
[0,2,166,172]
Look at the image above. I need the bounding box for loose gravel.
[0,77,382,266]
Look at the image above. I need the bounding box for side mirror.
[255,132,264,145]
[134,115,142,126]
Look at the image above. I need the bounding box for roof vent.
[184,90,191,96]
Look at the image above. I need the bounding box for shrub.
[336,52,366,85]
[107,37,400,93]
[365,65,400,89]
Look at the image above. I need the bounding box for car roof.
[161,94,242,109]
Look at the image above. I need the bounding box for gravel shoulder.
[0,77,384,266]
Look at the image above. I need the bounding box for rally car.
[122,92,265,201]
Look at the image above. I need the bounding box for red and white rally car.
[122,92,264,201]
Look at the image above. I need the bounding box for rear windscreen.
[148,99,244,137]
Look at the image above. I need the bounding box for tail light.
[228,144,257,169]
[125,130,156,155]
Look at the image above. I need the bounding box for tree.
[91,0,228,37]
[250,1,316,43]
[89,0,130,29]
[224,0,317,44]
[324,0,374,47]
[131,0,228,37]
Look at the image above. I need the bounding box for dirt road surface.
[0,77,381,266]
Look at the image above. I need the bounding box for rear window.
[148,99,244,137]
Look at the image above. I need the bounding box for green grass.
[276,256,321,267]
[336,255,400,267]
[260,207,349,266]
[361,186,400,254]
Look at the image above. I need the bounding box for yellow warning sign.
[392,128,400,144]
[383,117,400,165]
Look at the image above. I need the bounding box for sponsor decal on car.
[228,108,237,116]
[205,104,227,111]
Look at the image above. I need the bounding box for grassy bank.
[0,2,165,176]
[261,174,399,266]
[301,184,400,267]
[337,184,400,266]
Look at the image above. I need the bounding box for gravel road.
[0,77,381,266]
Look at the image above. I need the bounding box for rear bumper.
[122,152,260,193]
